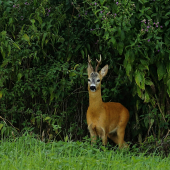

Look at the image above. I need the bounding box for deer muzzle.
[90,85,96,92]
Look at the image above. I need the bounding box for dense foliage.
[0,0,170,148]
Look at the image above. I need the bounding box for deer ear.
[100,65,108,78]
[87,63,93,76]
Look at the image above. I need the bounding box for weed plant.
[0,134,170,170]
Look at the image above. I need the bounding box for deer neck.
[88,88,103,109]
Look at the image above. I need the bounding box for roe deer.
[86,55,129,148]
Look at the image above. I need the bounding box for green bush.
[0,0,170,147]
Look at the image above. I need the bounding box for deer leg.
[90,130,97,145]
[88,124,97,145]
[101,135,108,146]
[116,128,128,149]
[108,134,119,144]
[96,127,107,146]
[108,130,128,149]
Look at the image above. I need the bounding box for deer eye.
[97,79,100,82]
[88,79,91,82]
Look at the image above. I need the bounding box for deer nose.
[90,86,96,91]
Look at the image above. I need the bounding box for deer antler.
[88,55,93,71]
[95,54,101,72]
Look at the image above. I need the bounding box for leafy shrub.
[0,0,170,147]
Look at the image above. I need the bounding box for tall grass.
[0,134,169,170]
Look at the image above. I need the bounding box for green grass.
[0,135,169,170]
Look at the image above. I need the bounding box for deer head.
[87,55,108,92]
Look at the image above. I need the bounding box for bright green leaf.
[1,59,8,67]
[22,34,31,45]
[0,123,3,130]
[22,34,30,42]
[17,73,22,81]
[44,117,51,121]
[69,72,76,77]
[13,42,20,50]
[74,64,79,70]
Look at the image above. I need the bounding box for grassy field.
[0,134,169,170]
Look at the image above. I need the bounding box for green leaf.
[96,24,99,29]
[13,42,20,50]
[110,36,116,46]
[8,17,13,25]
[165,20,169,27]
[1,59,8,67]
[87,44,91,52]
[22,34,31,45]
[30,19,35,24]
[144,90,150,103]
[129,50,135,63]
[75,44,81,52]
[132,85,137,97]
[0,91,2,99]
[74,64,79,70]
[145,79,153,86]
[151,13,158,17]
[157,63,166,80]
[95,9,102,15]
[126,63,131,77]
[125,50,129,61]
[22,34,29,41]
[137,85,142,98]
[67,53,72,61]
[165,12,170,16]
[64,135,68,142]
[1,31,6,37]
[120,30,125,40]
[155,37,162,40]
[0,123,3,130]
[44,117,51,121]
[138,64,145,71]
[69,72,76,77]
[117,42,124,55]
[17,73,22,81]
[50,93,54,102]
[41,32,47,49]
[104,32,109,40]
[99,0,106,6]
[81,50,84,58]
[140,59,149,70]
[135,71,145,90]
